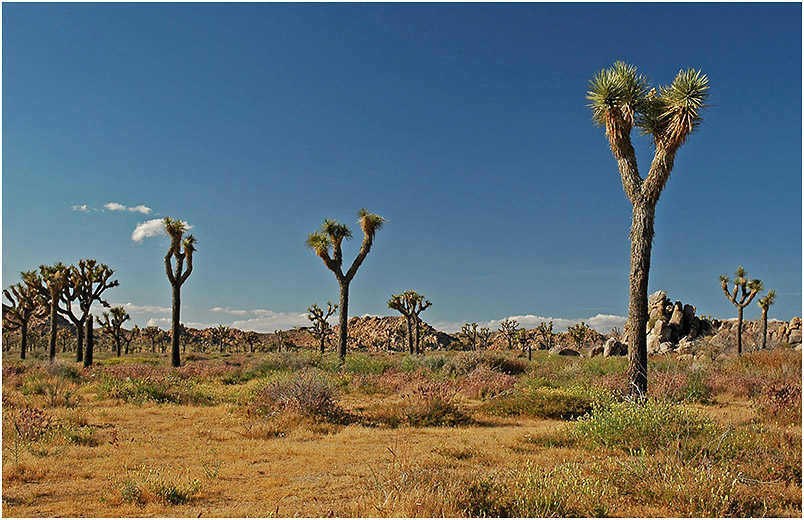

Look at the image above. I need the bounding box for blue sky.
[3,2,801,333]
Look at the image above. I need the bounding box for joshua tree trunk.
[75,321,85,363]
[20,321,28,360]
[624,203,655,396]
[84,315,94,368]
[48,299,58,362]
[172,285,181,366]
[338,281,349,359]
[760,308,768,350]
[405,316,415,355]
[737,306,744,355]
[415,317,422,354]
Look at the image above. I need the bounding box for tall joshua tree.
[388,290,432,355]
[306,208,386,359]
[60,259,119,363]
[757,290,776,351]
[164,217,196,367]
[719,267,763,355]
[588,62,709,395]
[307,302,337,354]
[24,264,69,363]
[2,279,47,359]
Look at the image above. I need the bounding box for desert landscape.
[2,308,802,517]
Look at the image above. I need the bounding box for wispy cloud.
[104,202,127,211]
[72,204,89,212]
[113,302,171,315]
[211,307,250,316]
[231,310,310,333]
[128,205,152,214]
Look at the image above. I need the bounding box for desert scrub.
[373,380,470,427]
[443,351,526,376]
[252,368,347,423]
[482,385,593,420]
[458,462,611,517]
[117,465,201,505]
[751,381,802,426]
[650,366,713,404]
[571,398,710,453]
[459,366,515,399]
[95,372,178,403]
[342,353,394,375]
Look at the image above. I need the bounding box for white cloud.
[231,310,310,333]
[128,205,152,214]
[211,307,250,316]
[431,313,627,334]
[113,302,171,315]
[105,202,127,211]
[131,218,167,242]
[72,204,89,212]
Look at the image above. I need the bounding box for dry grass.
[2,347,801,517]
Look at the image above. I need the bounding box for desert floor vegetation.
[2,347,801,517]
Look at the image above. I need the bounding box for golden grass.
[2,348,801,517]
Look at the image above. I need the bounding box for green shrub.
[254,369,347,423]
[571,399,709,453]
[343,354,393,375]
[483,386,592,420]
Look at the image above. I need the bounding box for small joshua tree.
[164,217,196,367]
[307,302,337,354]
[306,208,386,359]
[757,289,776,351]
[535,321,555,350]
[498,318,519,350]
[387,290,432,355]
[211,325,234,353]
[567,322,591,351]
[99,306,132,357]
[142,326,163,354]
[719,267,763,355]
[479,327,493,350]
[516,328,535,360]
[243,331,262,353]
[2,279,47,359]
[460,323,480,351]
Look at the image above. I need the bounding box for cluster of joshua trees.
[0,61,786,395]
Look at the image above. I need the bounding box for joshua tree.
[757,290,776,351]
[84,315,95,367]
[24,264,70,362]
[567,322,591,351]
[212,325,234,353]
[306,302,337,354]
[479,327,493,350]
[164,217,196,366]
[306,208,386,359]
[57,328,73,353]
[460,323,480,351]
[142,326,163,354]
[719,267,764,355]
[59,259,119,363]
[516,328,535,360]
[535,321,555,350]
[99,306,132,357]
[588,62,709,395]
[2,279,47,359]
[242,331,262,353]
[498,318,519,350]
[387,291,432,355]
[273,329,289,352]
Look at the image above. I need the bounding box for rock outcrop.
[646,291,715,355]
[333,315,457,352]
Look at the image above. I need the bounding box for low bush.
[459,367,515,399]
[343,354,393,375]
[118,466,201,505]
[482,386,592,420]
[253,369,347,423]
[751,381,802,425]
[444,351,526,376]
[373,381,470,427]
